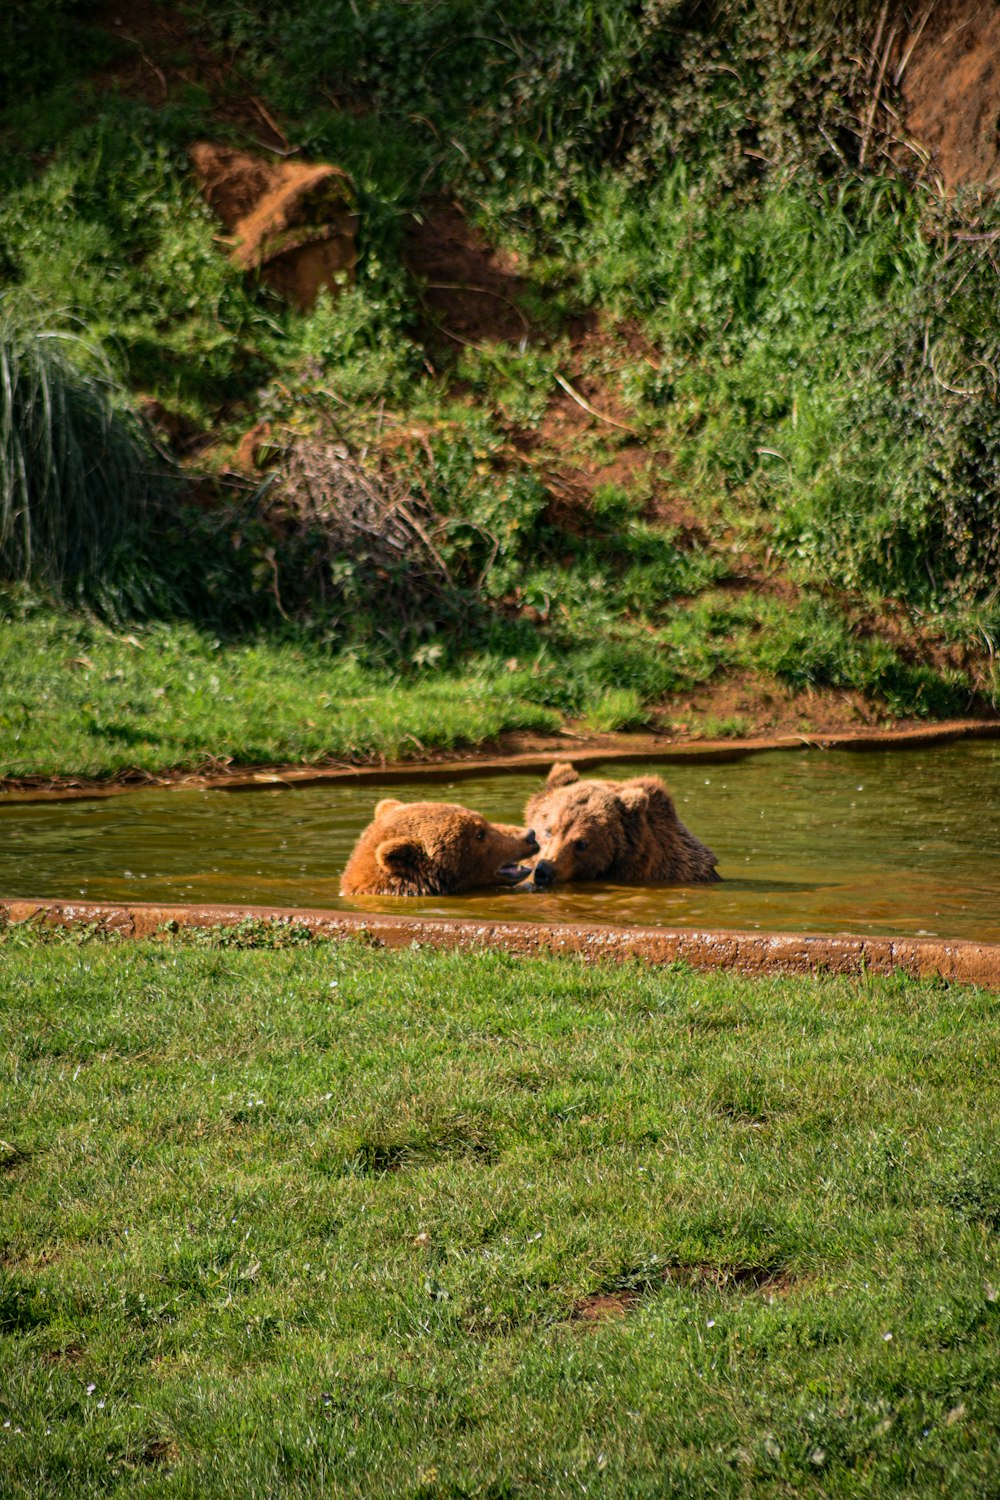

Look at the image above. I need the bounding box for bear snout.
[532,858,556,888]
[524,829,539,854]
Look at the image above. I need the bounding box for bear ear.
[617,779,675,816]
[375,836,422,874]
[617,783,649,812]
[546,762,579,789]
[375,798,404,817]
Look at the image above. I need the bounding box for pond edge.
[3,717,1000,804]
[4,899,999,990]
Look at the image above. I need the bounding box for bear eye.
[476,828,486,841]
[575,839,589,852]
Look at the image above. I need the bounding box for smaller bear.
[340,798,539,897]
[523,762,719,888]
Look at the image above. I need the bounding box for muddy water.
[2,743,998,941]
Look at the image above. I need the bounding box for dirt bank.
[901,0,1000,190]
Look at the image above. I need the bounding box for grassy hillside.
[1,0,998,778]
[2,924,998,1496]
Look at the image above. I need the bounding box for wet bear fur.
[524,762,719,886]
[341,798,538,897]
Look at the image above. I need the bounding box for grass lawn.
[2,926,998,1496]
[1,592,984,784]
[0,609,565,780]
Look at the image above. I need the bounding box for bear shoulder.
[611,775,719,883]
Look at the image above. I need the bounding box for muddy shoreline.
[4,897,999,989]
[3,717,999,804]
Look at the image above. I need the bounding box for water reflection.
[2,742,998,941]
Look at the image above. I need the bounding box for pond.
[2,741,998,941]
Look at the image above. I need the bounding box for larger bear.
[523,762,719,888]
[341,799,539,897]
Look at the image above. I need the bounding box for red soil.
[190,143,357,310]
[901,0,1000,190]
[94,0,287,148]
[406,202,541,348]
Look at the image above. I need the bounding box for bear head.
[340,798,539,897]
[523,762,718,887]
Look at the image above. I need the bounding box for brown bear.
[340,798,539,897]
[522,762,719,888]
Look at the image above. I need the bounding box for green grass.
[1,589,981,781]
[0,608,565,778]
[1,927,998,1496]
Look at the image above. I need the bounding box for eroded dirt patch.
[407,202,542,349]
[342,1126,499,1176]
[1,1140,29,1172]
[43,1342,86,1367]
[573,1263,799,1322]
[663,672,881,739]
[127,1437,181,1471]
[573,1291,645,1322]
[902,0,1000,191]
[94,0,288,147]
[662,1262,794,1295]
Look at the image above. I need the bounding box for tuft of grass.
[700,714,752,739]
[0,302,165,594]
[581,686,651,733]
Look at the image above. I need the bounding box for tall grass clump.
[0,303,164,595]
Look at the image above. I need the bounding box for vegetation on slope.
[0,0,997,777]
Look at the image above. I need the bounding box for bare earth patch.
[902,0,1000,191]
[573,1264,800,1323]
[94,0,288,148]
[406,202,543,350]
[573,1291,644,1322]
